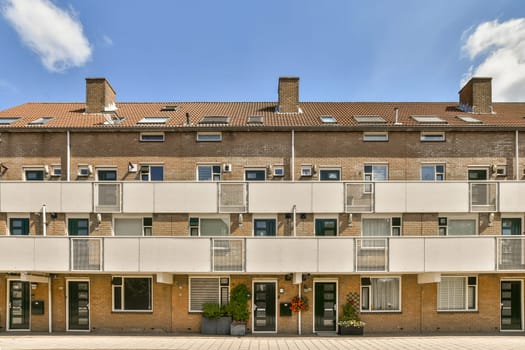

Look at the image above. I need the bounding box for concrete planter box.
[217,317,232,335]
[201,317,217,335]
[230,322,246,336]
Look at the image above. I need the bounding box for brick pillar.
[278,77,299,113]
[459,77,492,114]
[85,78,116,113]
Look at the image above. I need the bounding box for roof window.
[199,116,230,124]
[320,115,337,124]
[137,117,170,124]
[0,117,21,125]
[411,115,447,124]
[247,115,264,124]
[29,117,53,125]
[456,115,482,124]
[353,115,386,124]
[160,105,178,111]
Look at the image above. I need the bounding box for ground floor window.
[361,277,400,312]
[189,277,229,312]
[112,277,152,312]
[438,276,477,311]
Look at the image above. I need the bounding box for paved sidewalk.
[0,335,524,350]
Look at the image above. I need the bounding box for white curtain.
[438,277,465,310]
[448,219,476,235]
[200,218,229,236]
[371,278,399,310]
[362,219,390,236]
[114,218,142,236]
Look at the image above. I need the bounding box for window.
[438,276,477,311]
[189,277,230,312]
[29,117,53,125]
[301,165,313,177]
[24,168,45,181]
[0,117,21,125]
[139,132,165,142]
[353,115,386,124]
[438,217,477,236]
[140,165,164,181]
[160,105,178,111]
[9,218,29,235]
[411,116,447,124]
[189,217,229,236]
[421,164,445,181]
[137,117,169,124]
[245,169,266,181]
[364,164,387,193]
[361,277,401,312]
[97,169,117,181]
[320,115,337,124]
[363,132,388,142]
[199,116,230,124]
[362,217,401,237]
[112,277,152,312]
[50,165,62,177]
[68,218,89,236]
[272,166,284,177]
[457,115,482,124]
[315,218,337,236]
[247,115,264,124]
[114,217,153,236]
[319,169,341,181]
[197,165,221,181]
[420,132,445,141]
[253,218,276,236]
[77,165,92,177]
[196,132,222,142]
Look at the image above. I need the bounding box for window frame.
[314,217,338,236]
[188,216,231,236]
[197,164,222,181]
[111,276,153,312]
[361,216,402,237]
[363,164,388,193]
[96,168,117,181]
[319,168,341,181]
[67,215,90,236]
[252,216,277,236]
[8,215,30,236]
[420,131,446,142]
[361,276,401,312]
[139,132,165,142]
[438,215,478,236]
[189,276,230,312]
[24,167,45,181]
[244,168,266,181]
[363,131,389,142]
[196,132,222,142]
[421,163,445,181]
[437,276,478,312]
[140,164,164,181]
[112,215,153,236]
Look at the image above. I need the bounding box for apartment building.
[0,76,523,334]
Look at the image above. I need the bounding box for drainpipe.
[516,130,520,181]
[48,277,52,333]
[66,130,71,182]
[292,205,297,237]
[291,129,295,181]
[298,282,302,335]
[42,204,46,236]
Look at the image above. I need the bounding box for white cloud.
[461,18,525,101]
[1,0,92,72]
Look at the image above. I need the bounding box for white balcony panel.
[249,183,312,213]
[34,238,69,271]
[0,237,34,271]
[104,238,140,271]
[246,238,318,272]
[122,183,154,213]
[318,238,354,272]
[1,183,61,212]
[424,237,495,272]
[140,238,211,272]
[374,183,406,212]
[406,182,469,212]
[154,183,217,213]
[499,182,525,212]
[389,238,425,272]
[60,183,92,212]
[312,183,344,213]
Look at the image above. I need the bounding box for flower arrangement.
[338,293,365,328]
[290,295,309,312]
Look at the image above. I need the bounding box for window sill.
[437,310,478,313]
[112,310,153,313]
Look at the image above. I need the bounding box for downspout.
[298,282,302,335]
[42,204,46,236]
[292,205,297,237]
[48,277,52,333]
[291,129,295,181]
[516,130,520,181]
[66,130,71,182]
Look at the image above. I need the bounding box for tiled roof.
[1,101,525,129]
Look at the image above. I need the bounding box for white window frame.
[318,168,341,181]
[50,164,62,177]
[77,164,93,177]
[421,163,445,181]
[252,215,278,236]
[196,132,222,142]
[361,215,402,237]
[7,213,30,236]
[188,215,231,236]
[23,166,46,181]
[196,164,222,181]
[188,276,230,312]
[420,131,445,142]
[139,164,164,181]
[272,165,285,177]
[95,167,117,181]
[363,164,388,193]
[361,276,401,312]
[363,131,388,142]
[438,214,478,236]
[111,276,153,312]
[437,276,478,312]
[112,215,153,236]
[139,132,165,142]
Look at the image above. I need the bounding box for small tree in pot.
[229,283,250,336]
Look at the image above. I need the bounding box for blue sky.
[1,0,525,110]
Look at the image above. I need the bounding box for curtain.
[438,277,465,310]
[200,218,229,236]
[114,218,142,236]
[448,219,476,235]
[371,278,400,310]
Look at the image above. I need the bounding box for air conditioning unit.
[78,165,92,177]
[222,163,232,172]
[301,165,312,177]
[496,165,506,176]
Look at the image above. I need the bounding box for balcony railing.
[71,238,102,271]
[498,237,525,270]
[346,183,374,212]
[355,238,388,272]
[212,238,245,272]
[219,183,247,213]
[470,182,498,212]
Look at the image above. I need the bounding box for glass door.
[9,280,30,330]
[501,280,522,331]
[253,282,276,332]
[314,282,337,332]
[68,280,90,331]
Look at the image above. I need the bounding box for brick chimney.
[278,77,300,113]
[459,77,492,114]
[85,78,116,113]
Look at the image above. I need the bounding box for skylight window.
[457,115,482,124]
[353,115,386,124]
[320,115,337,124]
[0,117,21,125]
[247,115,264,124]
[160,105,178,111]
[137,117,170,124]
[199,116,230,124]
[29,117,53,125]
[411,115,447,124]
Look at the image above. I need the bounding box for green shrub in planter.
[229,284,250,336]
[201,303,221,334]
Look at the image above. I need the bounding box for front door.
[8,280,30,330]
[67,280,90,331]
[253,282,276,332]
[314,282,337,332]
[501,280,522,331]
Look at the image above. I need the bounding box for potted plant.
[201,303,221,334]
[338,294,365,335]
[229,283,250,336]
[217,303,232,335]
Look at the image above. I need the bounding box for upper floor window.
[319,169,341,181]
[363,132,388,142]
[245,169,266,181]
[253,218,276,236]
[97,169,117,181]
[140,165,164,181]
[421,164,445,181]
[438,216,477,236]
[68,218,89,236]
[114,217,152,236]
[189,217,230,236]
[362,217,401,237]
[315,218,338,236]
[196,132,222,142]
[420,131,445,142]
[438,276,477,311]
[361,277,401,312]
[9,217,29,235]
[364,164,387,193]
[139,132,165,142]
[198,165,221,181]
[24,168,45,181]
